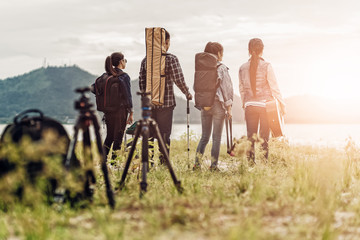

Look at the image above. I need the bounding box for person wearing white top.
[239,38,285,164]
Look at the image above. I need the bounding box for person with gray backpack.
[193,42,233,171]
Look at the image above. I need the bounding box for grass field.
[1,134,360,240]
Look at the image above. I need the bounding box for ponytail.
[248,38,264,97]
[105,56,116,76]
[250,54,259,97]
[104,52,124,77]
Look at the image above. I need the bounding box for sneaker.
[150,161,154,168]
[159,155,165,165]
[109,159,116,166]
[248,159,256,167]
[209,165,220,172]
[193,163,201,171]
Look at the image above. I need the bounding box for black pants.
[149,106,174,163]
[104,108,127,157]
[245,106,270,161]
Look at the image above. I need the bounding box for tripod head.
[74,87,94,112]
[137,91,152,119]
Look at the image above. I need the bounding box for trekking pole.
[228,117,235,156]
[229,117,233,153]
[225,115,230,153]
[187,99,190,161]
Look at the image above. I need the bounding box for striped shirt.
[139,53,191,108]
[244,101,266,108]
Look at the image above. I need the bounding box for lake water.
[174,123,360,148]
[1,123,360,148]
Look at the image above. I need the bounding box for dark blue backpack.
[93,72,126,113]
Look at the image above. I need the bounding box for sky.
[1,0,360,100]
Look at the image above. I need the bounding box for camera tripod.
[65,87,115,208]
[118,92,183,196]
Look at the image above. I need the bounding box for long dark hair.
[248,38,264,97]
[105,52,124,76]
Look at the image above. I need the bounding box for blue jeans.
[195,100,226,167]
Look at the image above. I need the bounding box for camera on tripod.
[64,86,115,208]
[74,87,93,111]
[118,91,184,196]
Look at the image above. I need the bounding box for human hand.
[186,93,193,101]
[226,106,232,120]
[127,113,134,124]
[280,104,286,116]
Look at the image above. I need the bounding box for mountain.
[0,66,95,123]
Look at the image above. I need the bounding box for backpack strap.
[103,75,113,107]
[14,109,44,125]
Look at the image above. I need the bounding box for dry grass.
[1,134,360,239]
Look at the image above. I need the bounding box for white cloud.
[1,0,360,100]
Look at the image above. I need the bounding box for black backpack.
[193,52,220,110]
[94,72,125,113]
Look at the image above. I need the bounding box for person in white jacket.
[239,38,285,165]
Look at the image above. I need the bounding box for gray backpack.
[193,52,220,110]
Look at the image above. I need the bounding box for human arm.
[218,64,233,119]
[123,74,133,115]
[124,74,134,124]
[139,58,146,93]
[169,55,192,100]
[267,64,286,115]
[238,67,245,109]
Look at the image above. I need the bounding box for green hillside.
[0,66,95,123]
[0,66,206,124]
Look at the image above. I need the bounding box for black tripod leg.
[82,126,96,199]
[55,123,80,203]
[83,125,96,182]
[91,113,115,209]
[65,124,80,170]
[118,122,141,190]
[150,120,183,194]
[140,123,149,196]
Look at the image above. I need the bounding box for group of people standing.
[99,29,285,169]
